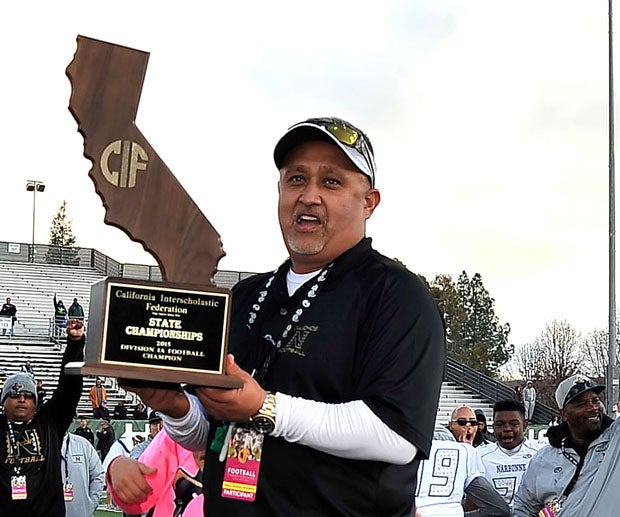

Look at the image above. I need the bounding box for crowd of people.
[1,117,619,517]
[102,117,620,516]
[0,293,85,339]
[415,375,616,517]
[52,294,84,340]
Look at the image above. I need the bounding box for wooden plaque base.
[64,362,242,388]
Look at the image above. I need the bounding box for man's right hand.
[455,426,475,445]
[108,456,156,504]
[118,380,190,419]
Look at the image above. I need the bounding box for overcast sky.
[0,1,614,345]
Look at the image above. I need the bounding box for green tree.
[429,271,511,376]
[46,201,79,265]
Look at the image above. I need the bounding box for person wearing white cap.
[522,381,536,423]
[549,386,620,515]
[0,319,85,516]
[113,117,446,516]
[513,374,614,516]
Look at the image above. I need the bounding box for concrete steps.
[436,381,494,425]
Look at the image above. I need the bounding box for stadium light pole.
[25,180,45,263]
[608,0,619,417]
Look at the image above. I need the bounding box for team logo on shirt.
[495,463,527,473]
[279,325,318,357]
[4,429,44,466]
[71,453,85,464]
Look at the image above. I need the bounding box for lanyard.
[560,441,586,497]
[61,434,70,479]
[6,420,26,476]
[247,261,333,385]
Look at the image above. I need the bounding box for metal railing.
[0,240,256,340]
[445,356,556,424]
[3,240,558,422]
[0,240,253,287]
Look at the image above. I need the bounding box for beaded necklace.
[247,261,334,384]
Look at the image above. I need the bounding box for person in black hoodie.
[53,294,67,327]
[473,409,496,447]
[0,319,84,516]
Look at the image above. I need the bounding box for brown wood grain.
[66,35,225,286]
[65,36,240,387]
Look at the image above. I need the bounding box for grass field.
[94,500,123,516]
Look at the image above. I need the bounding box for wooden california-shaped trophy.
[64,35,241,388]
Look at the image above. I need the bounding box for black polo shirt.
[204,238,446,516]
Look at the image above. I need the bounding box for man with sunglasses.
[0,319,85,516]
[449,405,480,445]
[513,374,614,516]
[113,117,446,516]
[416,424,509,516]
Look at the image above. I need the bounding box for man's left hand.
[195,354,265,422]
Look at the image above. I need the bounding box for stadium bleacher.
[0,261,104,338]
[0,243,502,422]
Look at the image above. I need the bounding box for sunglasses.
[564,380,599,403]
[8,391,35,400]
[452,418,478,427]
[303,117,376,185]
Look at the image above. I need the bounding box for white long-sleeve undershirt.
[162,392,417,464]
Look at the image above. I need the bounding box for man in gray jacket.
[513,374,614,516]
[61,431,105,517]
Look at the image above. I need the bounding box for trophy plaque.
[64,35,241,388]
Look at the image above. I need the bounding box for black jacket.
[0,336,84,516]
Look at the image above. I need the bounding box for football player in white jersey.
[415,424,509,516]
[479,400,546,509]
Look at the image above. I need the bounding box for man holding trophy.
[107,117,446,516]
